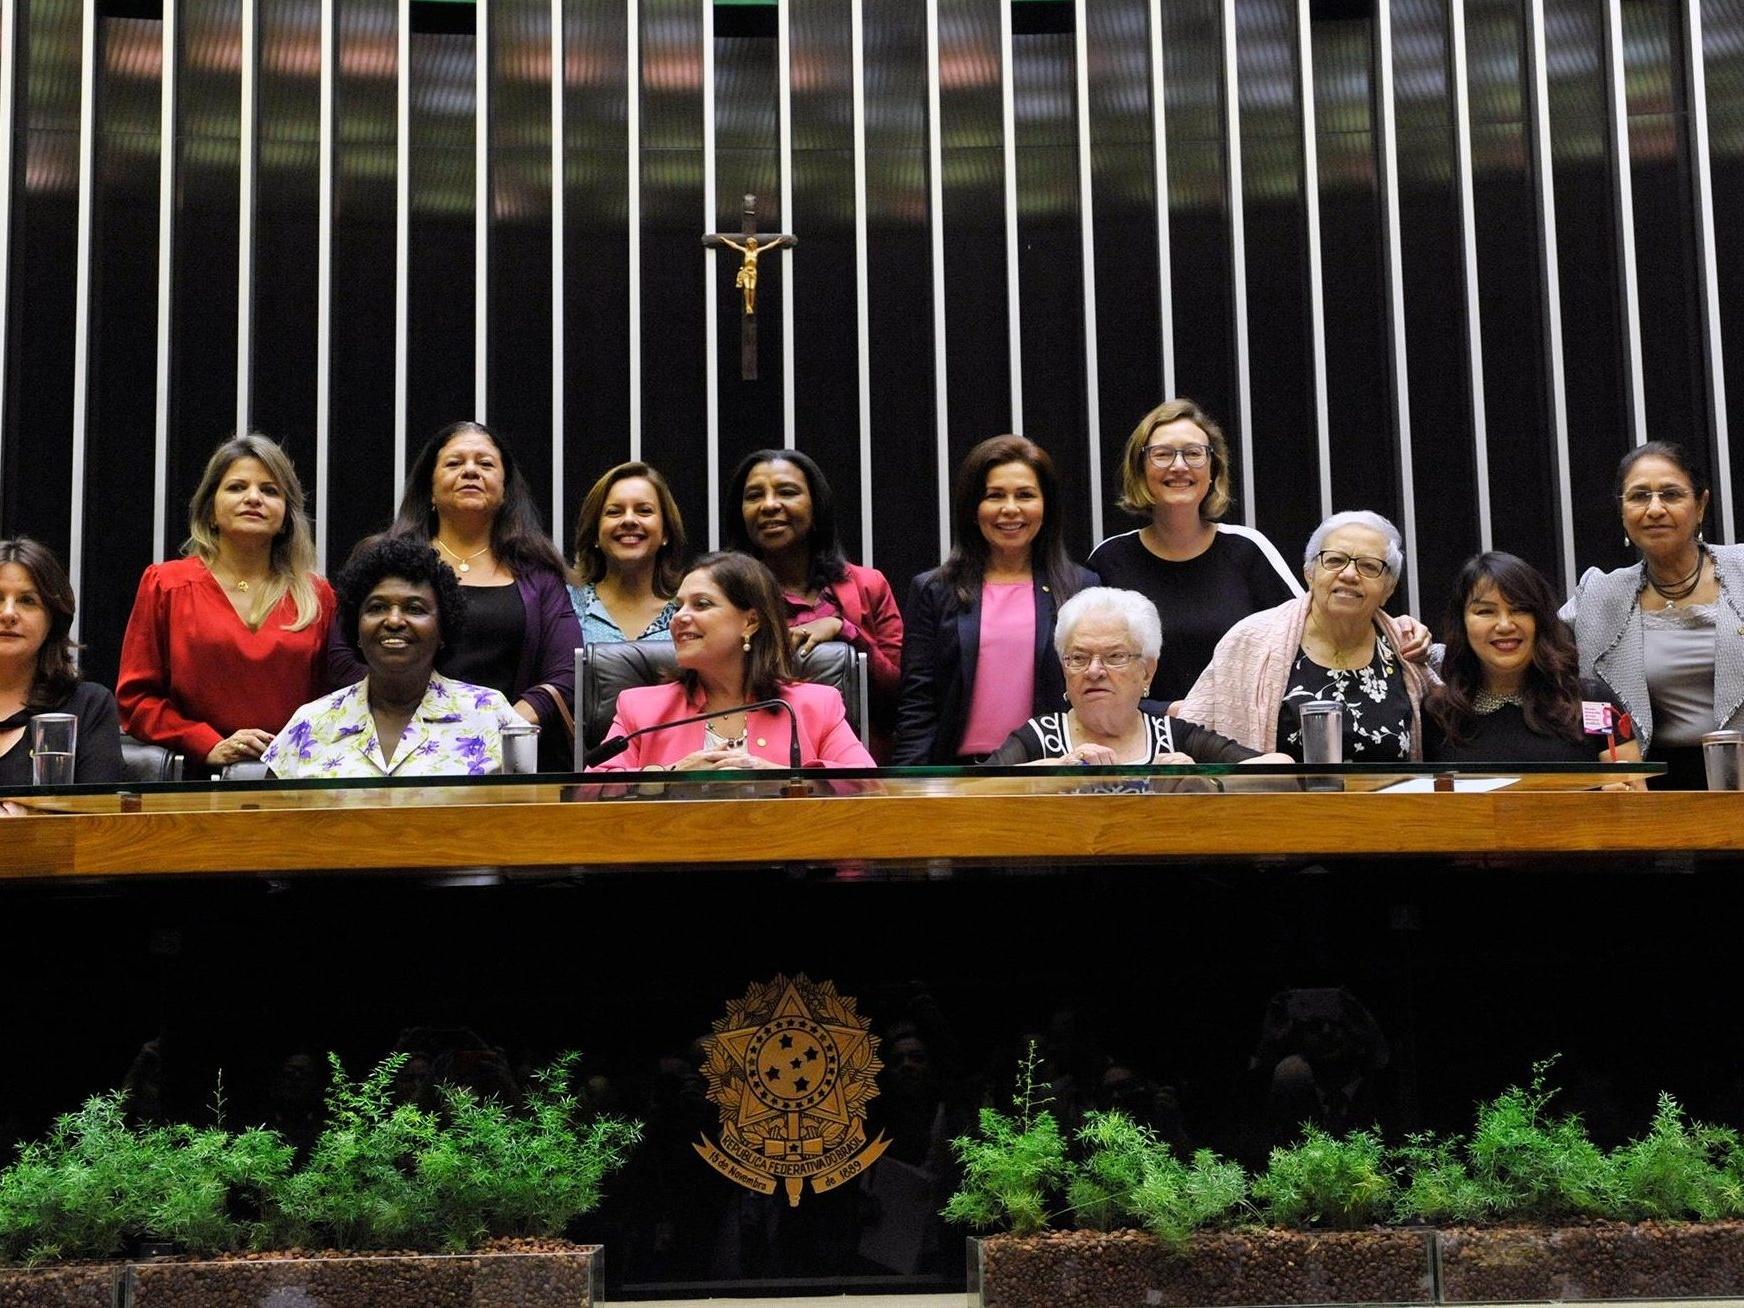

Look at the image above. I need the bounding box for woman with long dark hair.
[1427,551,1641,782]
[329,421,582,769]
[892,434,1095,764]
[724,447,903,760]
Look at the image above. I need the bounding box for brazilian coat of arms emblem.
[694,973,890,1207]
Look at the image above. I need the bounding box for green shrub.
[942,1042,1071,1235]
[1252,1125,1394,1229]
[1068,1111,1247,1248]
[1610,1092,1744,1222]
[1462,1058,1615,1222]
[1391,1130,1492,1225]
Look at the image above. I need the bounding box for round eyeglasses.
[1144,443,1210,469]
[1312,550,1389,580]
[1062,650,1141,672]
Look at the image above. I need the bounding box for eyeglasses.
[1144,443,1210,469]
[1063,649,1141,672]
[1313,550,1389,580]
[1620,486,1694,508]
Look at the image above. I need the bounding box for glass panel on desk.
[0,760,1662,813]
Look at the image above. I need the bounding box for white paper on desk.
[1375,776,1517,793]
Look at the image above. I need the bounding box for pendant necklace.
[435,537,492,575]
[1643,545,1705,606]
[212,562,261,593]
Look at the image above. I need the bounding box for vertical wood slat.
[1001,0,1021,433]
[852,0,874,560]
[238,0,256,437]
[702,0,719,548]
[317,0,336,569]
[69,0,100,637]
[1074,0,1103,543]
[1298,0,1330,521]
[1687,0,1734,542]
[0,0,15,491]
[927,0,950,563]
[1526,0,1576,589]
[395,0,410,490]
[476,0,490,419]
[1150,0,1174,400]
[1603,0,1646,446]
[627,0,642,460]
[778,0,796,443]
[1449,0,1491,551]
[1223,0,1254,526]
[155,0,179,558]
[1375,0,1419,606]
[549,0,563,527]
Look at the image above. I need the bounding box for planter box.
[970,1228,1436,1308]
[1438,1220,1744,1302]
[0,1264,121,1308]
[122,1245,600,1308]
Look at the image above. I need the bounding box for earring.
[742,634,753,652]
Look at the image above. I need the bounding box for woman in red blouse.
[117,434,334,774]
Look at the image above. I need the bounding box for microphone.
[583,697,802,770]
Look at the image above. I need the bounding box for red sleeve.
[116,564,224,761]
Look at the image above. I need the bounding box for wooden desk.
[2,768,1723,881]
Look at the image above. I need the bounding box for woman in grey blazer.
[1560,441,1744,788]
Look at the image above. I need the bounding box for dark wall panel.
[3,0,82,548]
[489,0,555,528]
[83,15,164,687]
[559,0,631,533]
[790,0,872,562]
[860,0,937,600]
[635,0,708,541]
[326,0,399,560]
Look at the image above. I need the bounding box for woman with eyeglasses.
[984,587,1286,766]
[1086,400,1304,706]
[1558,441,1744,789]
[1178,510,1433,759]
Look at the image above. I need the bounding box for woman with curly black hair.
[266,537,520,778]
[1424,550,1641,784]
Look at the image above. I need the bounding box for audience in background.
[117,434,333,776]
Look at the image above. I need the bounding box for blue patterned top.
[567,582,677,645]
[262,673,521,778]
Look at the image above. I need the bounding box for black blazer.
[891,564,1096,765]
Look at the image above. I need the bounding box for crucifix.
[702,194,797,380]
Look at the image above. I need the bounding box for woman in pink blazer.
[590,551,874,771]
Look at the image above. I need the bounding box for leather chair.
[119,736,185,783]
[574,639,868,770]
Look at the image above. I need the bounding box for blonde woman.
[118,434,333,773]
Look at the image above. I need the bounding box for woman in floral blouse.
[1178,510,1434,761]
[264,536,520,778]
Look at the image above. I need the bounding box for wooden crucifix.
[702,194,797,380]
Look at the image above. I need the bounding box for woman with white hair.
[984,587,1285,766]
[1177,510,1434,760]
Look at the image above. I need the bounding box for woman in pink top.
[892,434,1095,764]
[591,551,874,771]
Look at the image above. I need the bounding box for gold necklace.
[1308,613,1369,669]
[435,537,492,575]
[211,562,265,593]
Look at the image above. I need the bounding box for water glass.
[501,722,541,775]
[1702,730,1744,791]
[31,713,78,786]
[1297,700,1344,765]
